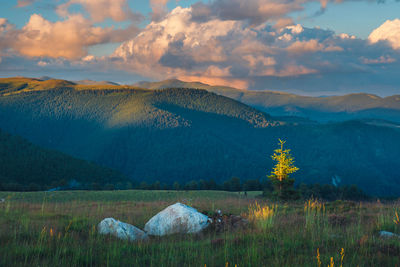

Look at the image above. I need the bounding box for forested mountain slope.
[0,128,127,191]
[1,77,400,195]
[137,79,400,123]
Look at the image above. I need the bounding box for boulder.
[98,218,148,241]
[210,210,249,232]
[379,230,400,239]
[144,203,210,236]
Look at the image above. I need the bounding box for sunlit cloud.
[1,0,400,95]
[105,5,400,94]
[37,60,48,67]
[0,13,140,61]
[109,7,366,88]
[16,0,35,8]
[13,14,118,60]
[179,75,250,89]
[150,0,170,21]
[369,19,400,49]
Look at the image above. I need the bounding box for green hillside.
[0,128,127,191]
[0,78,279,128]
[1,77,400,195]
[137,79,400,123]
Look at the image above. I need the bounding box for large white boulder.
[144,203,210,236]
[98,218,148,241]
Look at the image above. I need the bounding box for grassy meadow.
[0,190,400,266]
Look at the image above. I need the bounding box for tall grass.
[0,190,399,266]
[247,201,277,230]
[304,198,326,231]
[394,211,400,225]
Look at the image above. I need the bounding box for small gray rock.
[98,218,148,241]
[379,230,400,239]
[144,203,210,236]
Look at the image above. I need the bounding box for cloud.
[190,0,379,27]
[112,7,248,87]
[287,39,343,53]
[338,33,356,39]
[191,0,305,26]
[287,39,325,53]
[82,55,96,62]
[0,54,146,86]
[179,74,250,88]
[362,55,396,64]
[0,18,13,34]
[150,0,170,21]
[57,0,142,23]
[369,19,400,49]
[11,14,116,60]
[109,7,400,94]
[111,7,344,87]
[2,1,400,96]
[0,13,140,60]
[16,0,35,8]
[37,60,48,67]
[287,24,304,34]
[0,18,15,60]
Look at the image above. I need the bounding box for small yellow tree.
[269,139,299,199]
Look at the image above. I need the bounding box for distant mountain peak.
[134,79,238,91]
[75,79,120,86]
[38,76,53,81]
[134,79,400,123]
[163,78,183,83]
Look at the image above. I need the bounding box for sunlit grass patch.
[247,201,277,230]
[394,211,400,225]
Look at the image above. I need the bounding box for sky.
[1,0,400,96]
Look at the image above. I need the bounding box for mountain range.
[39,76,119,86]
[1,77,400,195]
[136,79,400,123]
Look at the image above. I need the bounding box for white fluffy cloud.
[13,14,115,60]
[113,7,244,86]
[369,19,400,49]
[1,1,141,61]
[0,13,139,60]
[107,6,400,93]
[111,7,367,88]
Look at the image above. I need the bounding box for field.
[0,190,400,267]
